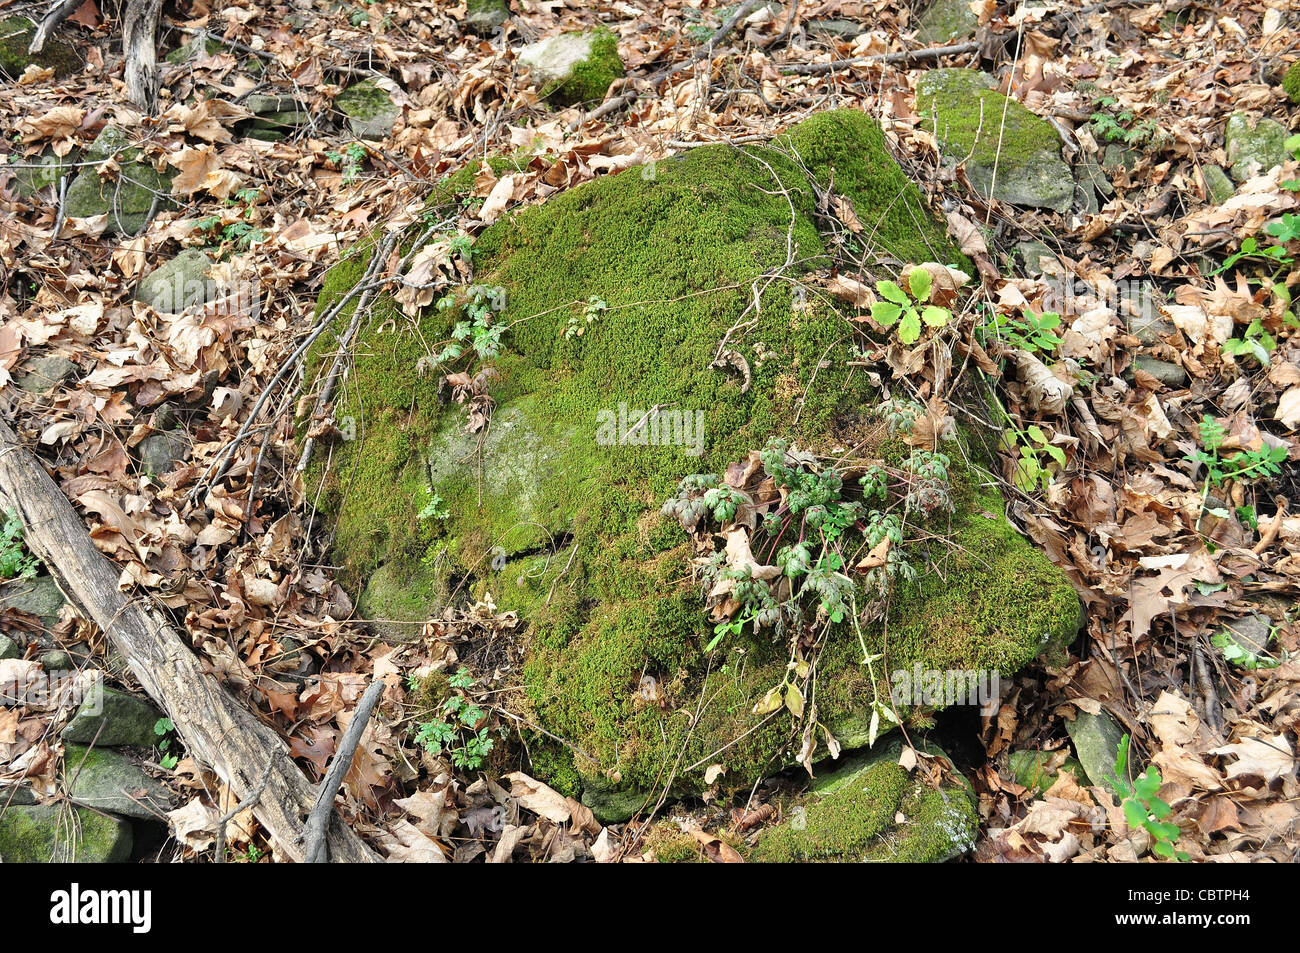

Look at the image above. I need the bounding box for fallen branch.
[779,41,981,75]
[300,678,385,863]
[0,419,377,863]
[123,0,163,112]
[26,0,80,55]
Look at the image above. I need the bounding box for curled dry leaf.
[1010,349,1072,415]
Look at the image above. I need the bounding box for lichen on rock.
[63,125,175,236]
[336,79,400,140]
[307,109,1079,825]
[518,28,625,107]
[916,68,1074,212]
[1224,112,1290,183]
[916,0,978,45]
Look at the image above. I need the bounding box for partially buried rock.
[1065,709,1125,788]
[1202,164,1235,204]
[518,28,625,107]
[917,68,1074,212]
[13,354,76,394]
[63,126,174,236]
[0,573,67,629]
[62,683,161,747]
[336,79,400,140]
[0,803,131,862]
[136,249,215,313]
[1225,113,1290,183]
[137,431,191,477]
[465,0,511,36]
[64,744,172,821]
[916,0,979,44]
[0,16,82,78]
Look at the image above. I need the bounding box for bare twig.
[26,0,80,55]
[779,41,980,75]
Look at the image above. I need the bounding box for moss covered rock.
[309,109,1078,821]
[64,744,172,821]
[1225,112,1290,183]
[0,803,132,862]
[518,28,624,107]
[0,16,82,79]
[63,126,174,236]
[749,741,977,862]
[466,0,511,36]
[62,684,161,748]
[336,79,400,140]
[1283,60,1300,104]
[917,68,1074,212]
[917,0,978,44]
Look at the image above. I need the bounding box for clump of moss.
[535,28,625,107]
[1284,60,1300,104]
[643,822,703,863]
[0,16,82,78]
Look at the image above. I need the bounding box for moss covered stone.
[336,79,400,140]
[466,0,511,36]
[63,126,174,236]
[917,68,1074,212]
[917,0,978,44]
[749,741,977,862]
[0,16,82,79]
[1283,60,1300,104]
[518,28,625,107]
[0,803,132,862]
[1225,112,1290,183]
[309,109,1077,822]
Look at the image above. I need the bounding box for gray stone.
[336,79,400,140]
[517,29,625,107]
[13,354,76,394]
[136,249,214,313]
[0,803,131,862]
[465,0,511,36]
[917,0,978,44]
[39,650,72,671]
[1008,749,1085,795]
[1016,239,1060,277]
[1130,355,1187,389]
[252,110,310,132]
[138,431,190,477]
[1126,309,1176,345]
[0,574,65,628]
[806,19,866,39]
[0,634,18,659]
[62,684,161,747]
[64,744,171,821]
[1077,153,1113,198]
[243,93,304,115]
[63,126,174,236]
[1202,164,1235,204]
[916,69,1074,212]
[0,783,37,804]
[1065,709,1126,788]
[1101,143,1139,174]
[1215,613,1274,666]
[7,146,75,198]
[1225,113,1289,183]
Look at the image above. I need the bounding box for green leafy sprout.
[0,508,38,581]
[1106,733,1188,861]
[870,267,952,345]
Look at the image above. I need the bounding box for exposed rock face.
[0,573,67,628]
[517,28,625,107]
[309,110,1079,825]
[917,68,1075,212]
[1225,113,1290,182]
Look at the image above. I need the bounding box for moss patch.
[0,16,82,78]
[522,28,625,108]
[1283,60,1300,104]
[309,109,1075,820]
[0,803,132,862]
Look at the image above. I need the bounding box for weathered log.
[122,0,162,112]
[0,418,377,863]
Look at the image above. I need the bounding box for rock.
[136,249,215,313]
[1016,239,1061,277]
[62,684,161,747]
[0,16,82,78]
[245,128,286,143]
[64,744,171,821]
[137,431,190,477]
[0,803,131,862]
[750,741,977,862]
[917,69,1074,212]
[0,574,66,628]
[1008,749,1085,795]
[13,354,76,394]
[1125,309,1176,345]
[518,28,625,107]
[311,110,1079,808]
[1077,154,1113,198]
[1065,709,1125,787]
[1101,143,1139,176]
[0,634,18,659]
[1283,59,1300,104]
[243,93,304,115]
[336,79,400,140]
[1202,164,1235,204]
[39,649,72,671]
[1214,613,1274,667]
[253,110,310,132]
[917,0,978,44]
[164,35,229,64]
[806,19,866,39]
[465,0,511,36]
[1129,355,1187,389]
[581,777,651,825]
[63,126,174,236]
[0,783,37,804]
[7,145,75,198]
[1225,113,1289,183]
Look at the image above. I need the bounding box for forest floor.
[0,0,1298,863]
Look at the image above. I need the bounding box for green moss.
[309,110,1074,816]
[0,16,82,78]
[0,803,131,862]
[916,69,1059,168]
[643,822,703,862]
[540,28,625,107]
[336,79,396,121]
[1284,60,1300,104]
[916,0,978,44]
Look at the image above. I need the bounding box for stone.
[0,803,131,862]
[7,145,75,198]
[63,126,174,236]
[253,110,310,132]
[64,744,171,821]
[62,683,161,747]
[917,69,1074,212]
[806,19,866,39]
[1283,59,1300,104]
[136,249,215,313]
[13,354,76,394]
[245,128,286,143]
[39,649,72,671]
[137,431,191,477]
[1129,355,1187,389]
[917,0,978,44]
[749,741,977,862]
[518,28,625,107]
[0,16,82,78]
[1202,164,1235,204]
[1016,239,1061,277]
[243,93,304,115]
[1065,709,1125,787]
[164,35,229,64]
[1101,143,1139,175]
[465,0,511,36]
[311,110,1080,814]
[0,782,37,804]
[0,574,66,628]
[1214,613,1274,667]
[1126,309,1176,345]
[336,80,400,140]
[0,634,19,659]
[1225,113,1289,183]
[1008,749,1085,795]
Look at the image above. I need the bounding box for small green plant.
[1006,425,1066,492]
[1211,625,1280,670]
[1283,134,1300,192]
[412,667,495,771]
[1221,318,1276,365]
[196,187,266,251]
[979,308,1063,355]
[430,284,507,367]
[870,268,952,346]
[1106,734,1187,861]
[325,143,368,185]
[416,486,450,521]
[154,717,179,770]
[1090,98,1159,146]
[1188,416,1287,488]
[0,509,38,580]
[565,296,608,339]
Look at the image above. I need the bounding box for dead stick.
[26,0,80,55]
[0,419,377,863]
[779,41,980,75]
[300,678,385,863]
